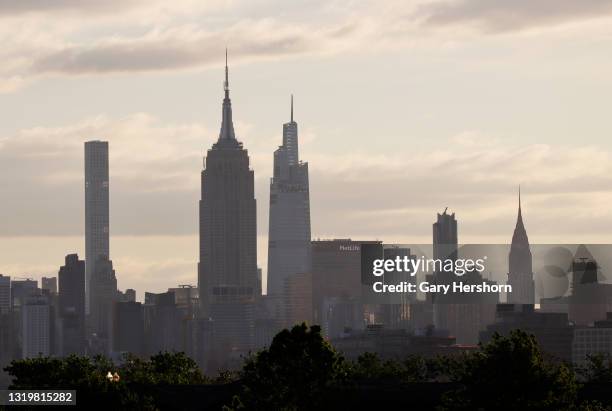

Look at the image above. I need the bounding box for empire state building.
[198,53,258,351]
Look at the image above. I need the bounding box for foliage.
[5,354,147,409]
[440,330,579,411]
[6,328,612,410]
[228,323,346,410]
[578,354,612,383]
[5,354,112,389]
[346,352,451,383]
[121,352,208,385]
[4,352,209,410]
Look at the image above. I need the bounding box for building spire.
[291,94,294,123]
[224,48,229,97]
[218,48,236,141]
[514,185,525,232]
[518,185,522,219]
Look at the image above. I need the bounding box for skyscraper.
[58,254,86,355]
[267,96,312,300]
[0,275,9,315]
[311,239,382,336]
[198,52,258,360]
[85,140,110,313]
[10,279,38,309]
[89,255,117,354]
[113,301,144,356]
[0,275,11,367]
[432,210,497,344]
[21,295,51,358]
[41,277,57,295]
[507,188,535,305]
[433,208,458,263]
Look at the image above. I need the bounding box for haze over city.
[2,0,612,295]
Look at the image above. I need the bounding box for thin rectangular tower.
[84,140,110,313]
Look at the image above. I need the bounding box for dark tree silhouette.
[579,354,612,383]
[228,323,345,410]
[4,352,209,410]
[441,329,578,411]
[121,352,207,385]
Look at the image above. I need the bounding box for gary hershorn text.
[372,281,512,294]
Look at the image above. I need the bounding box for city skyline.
[4,1,612,295]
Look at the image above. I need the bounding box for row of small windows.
[212,286,254,296]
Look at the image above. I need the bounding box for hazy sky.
[2,0,612,297]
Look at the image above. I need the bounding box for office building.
[10,279,38,309]
[41,277,57,295]
[480,304,574,362]
[197,53,258,362]
[0,275,10,315]
[311,239,381,329]
[507,189,535,304]
[21,296,51,358]
[0,275,12,368]
[569,247,612,326]
[267,96,311,322]
[284,271,313,327]
[332,324,474,360]
[432,210,498,344]
[433,208,458,262]
[168,285,198,316]
[89,255,117,354]
[117,289,136,303]
[58,254,86,355]
[113,301,144,356]
[573,313,612,366]
[379,246,417,329]
[144,291,184,354]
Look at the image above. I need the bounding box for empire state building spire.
[219,49,236,141]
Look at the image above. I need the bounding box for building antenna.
[224,48,229,94]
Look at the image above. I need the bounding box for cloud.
[0,10,367,92]
[3,113,612,246]
[30,22,326,75]
[3,0,611,92]
[3,116,612,292]
[0,235,198,294]
[417,0,612,32]
[0,0,142,16]
[303,132,612,243]
[0,0,377,91]
[0,113,210,236]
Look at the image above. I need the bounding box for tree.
[6,355,113,389]
[441,330,578,411]
[348,352,402,382]
[4,352,209,410]
[579,354,612,383]
[4,355,146,409]
[229,323,345,410]
[121,352,208,385]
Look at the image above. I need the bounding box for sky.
[2,0,612,297]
